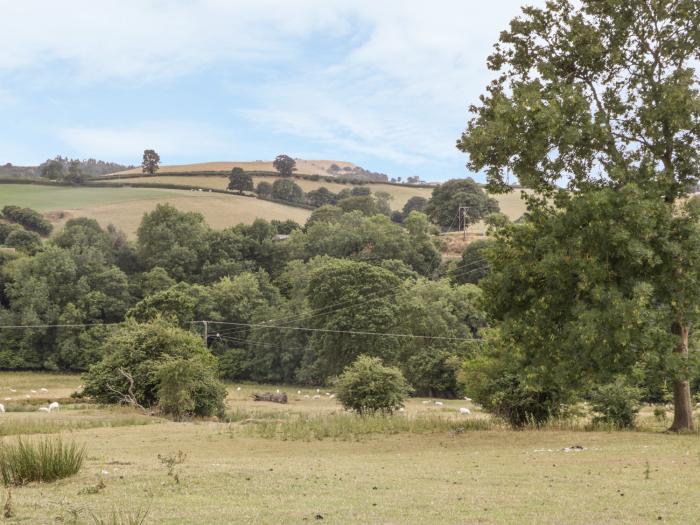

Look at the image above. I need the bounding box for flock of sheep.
[0,386,60,414]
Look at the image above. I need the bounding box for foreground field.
[0,373,698,524]
[0,185,311,237]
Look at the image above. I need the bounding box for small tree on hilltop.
[142,149,160,175]
[40,159,64,180]
[335,355,412,415]
[65,160,85,185]
[273,154,296,177]
[228,167,253,194]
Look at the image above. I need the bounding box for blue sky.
[0,1,540,182]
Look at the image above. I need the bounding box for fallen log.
[251,392,288,404]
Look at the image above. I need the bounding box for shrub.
[82,319,217,408]
[255,181,273,198]
[156,356,227,419]
[1,205,53,235]
[335,355,412,415]
[460,341,570,428]
[4,228,42,254]
[0,437,85,486]
[589,379,642,428]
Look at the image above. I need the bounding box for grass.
[0,372,699,523]
[0,184,311,238]
[0,436,85,486]
[111,160,357,176]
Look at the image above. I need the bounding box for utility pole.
[202,320,208,346]
[458,206,470,240]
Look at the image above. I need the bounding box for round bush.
[589,379,642,428]
[335,355,412,415]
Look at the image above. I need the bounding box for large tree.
[459,0,700,430]
[141,149,160,175]
[227,167,253,194]
[273,154,296,177]
[425,178,499,231]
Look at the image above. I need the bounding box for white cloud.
[59,122,229,159]
[0,0,545,177]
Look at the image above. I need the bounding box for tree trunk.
[669,322,695,432]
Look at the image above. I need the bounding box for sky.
[0,0,541,182]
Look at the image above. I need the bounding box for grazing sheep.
[316,388,320,393]
[40,388,48,392]
[304,395,310,399]
[459,407,471,415]
[329,394,336,399]
[0,404,4,413]
[297,390,301,395]
[48,401,60,412]
[434,401,444,406]
[9,388,16,393]
[236,387,241,391]
[276,389,280,394]
[398,407,405,412]
[38,407,50,412]
[421,400,430,404]
[24,395,30,399]
[312,395,321,400]
[463,397,472,402]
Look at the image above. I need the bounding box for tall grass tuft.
[0,436,85,485]
[90,508,150,525]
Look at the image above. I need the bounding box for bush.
[589,379,642,428]
[255,181,273,198]
[335,355,412,415]
[0,437,85,486]
[82,319,218,408]
[4,228,42,254]
[460,341,570,428]
[156,356,227,420]
[1,205,53,235]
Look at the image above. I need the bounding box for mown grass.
[0,436,85,486]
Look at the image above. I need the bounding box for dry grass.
[112,160,358,176]
[2,373,698,523]
[0,184,311,238]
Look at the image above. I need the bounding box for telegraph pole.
[202,320,208,346]
[458,206,470,240]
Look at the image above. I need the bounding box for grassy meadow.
[112,160,358,177]
[0,184,311,238]
[0,372,698,524]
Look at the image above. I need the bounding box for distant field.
[114,159,358,176]
[102,175,530,225]
[0,371,698,524]
[0,184,311,237]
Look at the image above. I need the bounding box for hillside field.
[113,160,358,177]
[0,185,310,237]
[0,371,698,524]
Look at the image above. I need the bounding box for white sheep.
[236,387,241,391]
[38,407,50,412]
[398,407,405,412]
[463,396,472,402]
[421,400,430,404]
[276,389,280,394]
[312,395,321,400]
[434,401,444,406]
[3,397,10,401]
[325,392,330,396]
[30,389,37,394]
[297,390,301,395]
[304,395,310,399]
[329,394,336,399]
[48,402,60,412]
[316,388,320,393]
[9,388,16,393]
[40,388,48,393]
[0,404,4,413]
[459,407,471,415]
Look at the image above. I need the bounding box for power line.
[0,322,124,330]
[199,320,481,342]
[215,260,491,339]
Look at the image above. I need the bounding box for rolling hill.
[113,160,358,177]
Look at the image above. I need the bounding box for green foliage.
[425,178,499,230]
[2,205,53,235]
[459,0,700,197]
[4,228,41,254]
[273,154,296,177]
[227,167,253,193]
[156,356,227,419]
[402,196,428,216]
[306,187,337,207]
[82,319,214,407]
[452,239,495,285]
[0,437,85,486]
[255,181,273,197]
[480,186,699,397]
[590,379,643,429]
[338,195,379,216]
[335,355,412,415]
[306,205,343,226]
[141,149,160,175]
[271,178,304,203]
[136,204,210,281]
[40,159,64,180]
[271,219,300,234]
